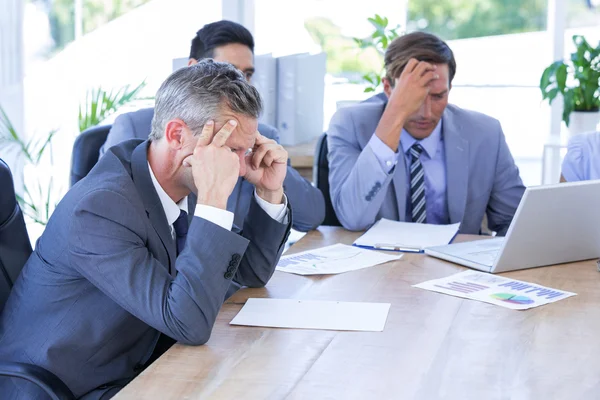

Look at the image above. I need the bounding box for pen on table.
[373,243,421,252]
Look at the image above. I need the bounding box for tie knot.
[173,210,188,238]
[410,143,424,158]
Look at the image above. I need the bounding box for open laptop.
[425,180,600,273]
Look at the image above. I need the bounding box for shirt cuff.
[368,134,400,173]
[254,190,289,224]
[194,205,234,231]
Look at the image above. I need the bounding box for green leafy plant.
[540,35,600,127]
[353,14,403,92]
[0,105,59,225]
[0,80,146,227]
[78,81,146,132]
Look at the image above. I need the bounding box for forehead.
[215,112,258,146]
[212,43,254,70]
[431,64,450,92]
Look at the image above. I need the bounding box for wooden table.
[115,227,600,400]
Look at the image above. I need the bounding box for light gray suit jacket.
[100,108,325,232]
[0,140,290,399]
[327,101,525,235]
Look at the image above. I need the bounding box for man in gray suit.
[101,20,325,232]
[328,32,525,235]
[0,61,291,399]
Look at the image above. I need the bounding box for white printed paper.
[230,298,391,332]
[276,243,401,275]
[413,270,576,310]
[354,218,460,252]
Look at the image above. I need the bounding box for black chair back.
[70,124,111,187]
[0,159,32,311]
[313,133,341,226]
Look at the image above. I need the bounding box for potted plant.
[540,35,600,135]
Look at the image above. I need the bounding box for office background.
[0,0,599,241]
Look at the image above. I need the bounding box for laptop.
[424,180,600,273]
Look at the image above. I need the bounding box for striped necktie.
[409,144,427,224]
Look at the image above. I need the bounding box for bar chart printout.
[413,271,576,310]
[276,244,402,275]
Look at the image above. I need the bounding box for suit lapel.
[131,141,177,274]
[443,107,470,224]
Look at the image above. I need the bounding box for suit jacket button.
[229,260,237,268]
[232,253,241,263]
[224,272,234,279]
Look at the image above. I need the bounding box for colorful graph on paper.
[414,270,576,310]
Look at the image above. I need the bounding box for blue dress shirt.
[562,131,600,182]
[368,121,449,224]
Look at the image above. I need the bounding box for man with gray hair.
[0,60,291,399]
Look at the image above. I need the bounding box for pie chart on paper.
[490,293,535,305]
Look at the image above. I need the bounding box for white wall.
[0,0,25,190]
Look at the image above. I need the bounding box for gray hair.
[149,59,262,140]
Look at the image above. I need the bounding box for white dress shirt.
[148,163,288,235]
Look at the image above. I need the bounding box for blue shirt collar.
[400,119,443,158]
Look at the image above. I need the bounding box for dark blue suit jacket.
[100,108,325,231]
[0,140,290,399]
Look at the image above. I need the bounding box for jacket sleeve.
[68,189,252,346]
[232,196,291,288]
[260,124,325,231]
[327,107,396,231]
[486,124,526,236]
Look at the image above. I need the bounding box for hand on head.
[184,120,240,209]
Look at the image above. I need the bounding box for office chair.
[0,159,75,400]
[70,124,112,187]
[313,133,341,226]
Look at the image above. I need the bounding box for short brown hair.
[384,32,456,84]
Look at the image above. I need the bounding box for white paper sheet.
[353,218,460,252]
[230,298,391,331]
[275,243,402,275]
[413,270,576,310]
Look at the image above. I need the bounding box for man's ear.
[188,58,198,66]
[164,119,188,148]
[382,77,393,98]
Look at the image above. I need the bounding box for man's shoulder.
[446,104,501,130]
[75,140,142,201]
[329,102,386,136]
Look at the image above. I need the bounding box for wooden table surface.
[115,227,600,400]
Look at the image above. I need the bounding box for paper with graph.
[413,270,576,310]
[276,244,402,276]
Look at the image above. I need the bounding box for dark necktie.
[409,143,427,224]
[173,210,189,256]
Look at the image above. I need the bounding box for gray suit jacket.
[100,108,325,232]
[327,101,525,235]
[0,140,290,399]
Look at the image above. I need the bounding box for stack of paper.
[276,243,401,275]
[230,298,391,331]
[413,270,576,310]
[353,218,460,253]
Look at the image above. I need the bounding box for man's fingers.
[211,120,237,147]
[254,132,275,145]
[195,120,215,150]
[183,154,195,167]
[413,61,436,78]
[419,70,439,86]
[403,58,419,74]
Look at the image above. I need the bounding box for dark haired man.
[327,32,525,235]
[101,20,325,232]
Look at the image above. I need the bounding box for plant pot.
[568,111,600,137]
